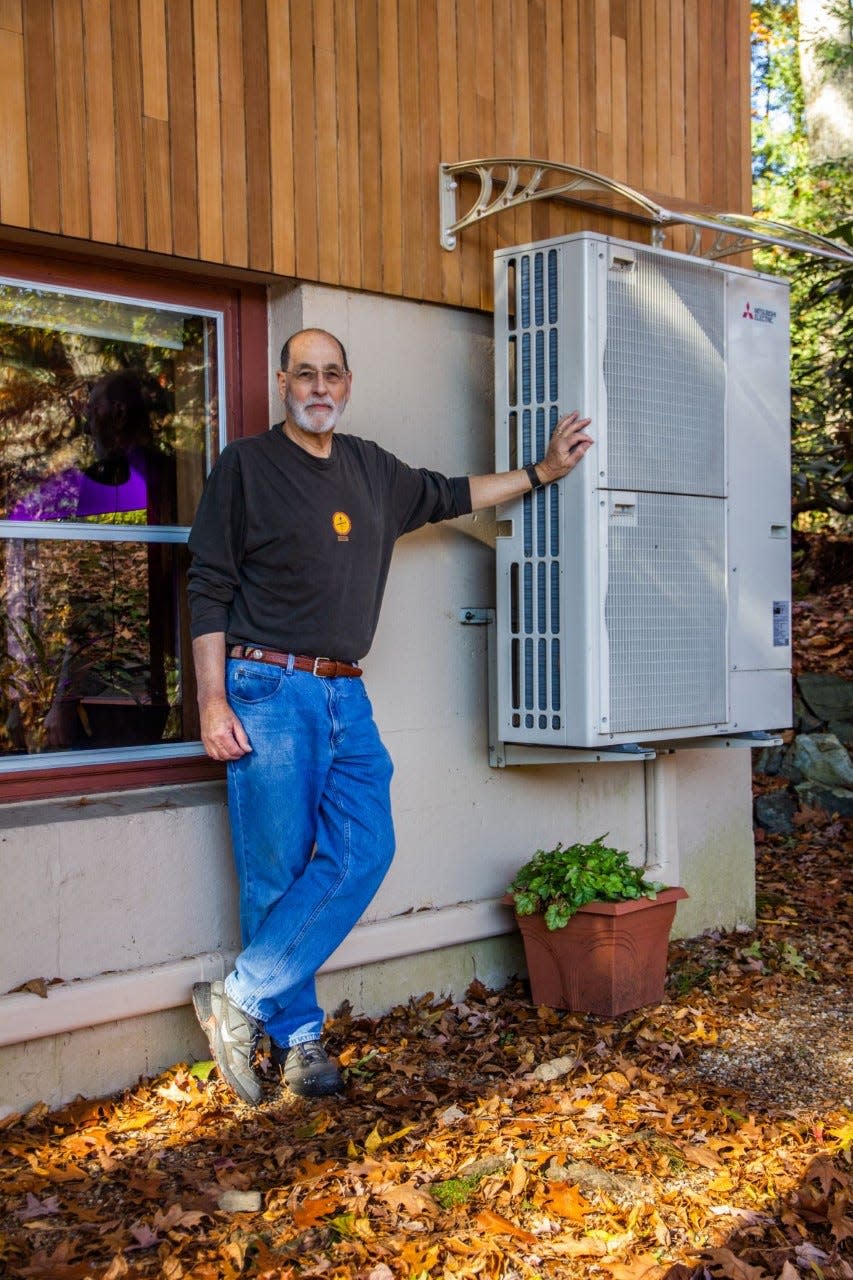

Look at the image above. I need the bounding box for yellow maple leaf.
[828,1120,853,1154]
[364,1123,415,1154]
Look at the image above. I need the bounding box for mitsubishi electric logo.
[742,300,777,324]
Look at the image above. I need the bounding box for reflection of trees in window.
[1,539,189,756]
[0,304,214,525]
[0,282,218,761]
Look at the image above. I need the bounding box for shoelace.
[294,1042,327,1065]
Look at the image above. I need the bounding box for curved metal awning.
[439,158,852,264]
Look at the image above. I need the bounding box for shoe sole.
[284,1074,345,1098]
[191,982,262,1107]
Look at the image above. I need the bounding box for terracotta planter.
[506,886,688,1016]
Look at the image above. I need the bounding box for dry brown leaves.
[0,808,850,1280]
[0,556,851,1280]
[791,534,853,679]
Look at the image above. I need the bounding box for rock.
[217,1190,262,1212]
[792,693,823,735]
[530,1054,578,1082]
[458,1154,513,1178]
[545,1158,646,1205]
[754,789,797,834]
[828,719,853,745]
[790,733,853,789]
[797,673,853,725]
[754,745,785,776]
[795,782,853,818]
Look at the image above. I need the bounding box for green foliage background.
[751,1,852,528]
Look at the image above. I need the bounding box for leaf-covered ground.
[2,805,851,1280]
[1,555,851,1280]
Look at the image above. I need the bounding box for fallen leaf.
[605,1253,667,1279]
[291,1195,338,1228]
[364,1122,415,1153]
[676,1142,724,1170]
[127,1221,162,1249]
[12,978,49,998]
[375,1181,436,1217]
[702,1247,766,1279]
[152,1202,210,1231]
[114,1111,158,1133]
[539,1180,594,1220]
[474,1207,537,1242]
[14,1192,61,1220]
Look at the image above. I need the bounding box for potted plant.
[505,835,688,1016]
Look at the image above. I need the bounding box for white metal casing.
[493,231,792,748]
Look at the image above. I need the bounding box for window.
[0,256,266,800]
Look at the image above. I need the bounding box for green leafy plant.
[507,835,666,932]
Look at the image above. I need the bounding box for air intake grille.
[605,493,727,732]
[504,248,563,732]
[605,252,725,496]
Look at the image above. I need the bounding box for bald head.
[280,329,349,374]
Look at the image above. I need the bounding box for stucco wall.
[0,284,756,1116]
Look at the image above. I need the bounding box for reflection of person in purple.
[10,372,154,521]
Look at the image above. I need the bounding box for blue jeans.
[222,657,395,1048]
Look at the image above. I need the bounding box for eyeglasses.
[287,364,348,386]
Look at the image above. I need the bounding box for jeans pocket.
[228,661,285,704]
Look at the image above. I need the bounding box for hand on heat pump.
[536,410,594,484]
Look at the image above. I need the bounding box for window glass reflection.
[1,539,195,756]
[0,288,217,527]
[0,280,219,765]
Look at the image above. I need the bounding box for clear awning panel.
[439,158,852,263]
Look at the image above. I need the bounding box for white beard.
[285,390,348,435]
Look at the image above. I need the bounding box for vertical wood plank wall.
[0,0,751,311]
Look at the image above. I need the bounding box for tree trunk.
[798,0,853,164]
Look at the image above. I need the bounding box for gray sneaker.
[192,979,263,1106]
[273,1040,345,1097]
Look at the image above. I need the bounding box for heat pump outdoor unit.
[493,231,792,750]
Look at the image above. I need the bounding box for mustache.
[306,397,335,409]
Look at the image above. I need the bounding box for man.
[187,328,592,1105]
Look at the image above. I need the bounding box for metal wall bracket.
[439,158,853,263]
[648,732,784,751]
[461,607,656,768]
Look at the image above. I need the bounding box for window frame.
[0,246,268,804]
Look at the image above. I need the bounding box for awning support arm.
[439,158,853,263]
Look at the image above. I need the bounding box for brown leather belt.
[229,644,362,678]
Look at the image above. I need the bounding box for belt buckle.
[312,656,327,676]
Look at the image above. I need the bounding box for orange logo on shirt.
[332,510,352,538]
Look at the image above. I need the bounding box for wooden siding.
[0,0,751,310]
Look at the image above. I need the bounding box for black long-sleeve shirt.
[187,426,472,663]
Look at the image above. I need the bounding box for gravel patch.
[688,983,852,1112]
